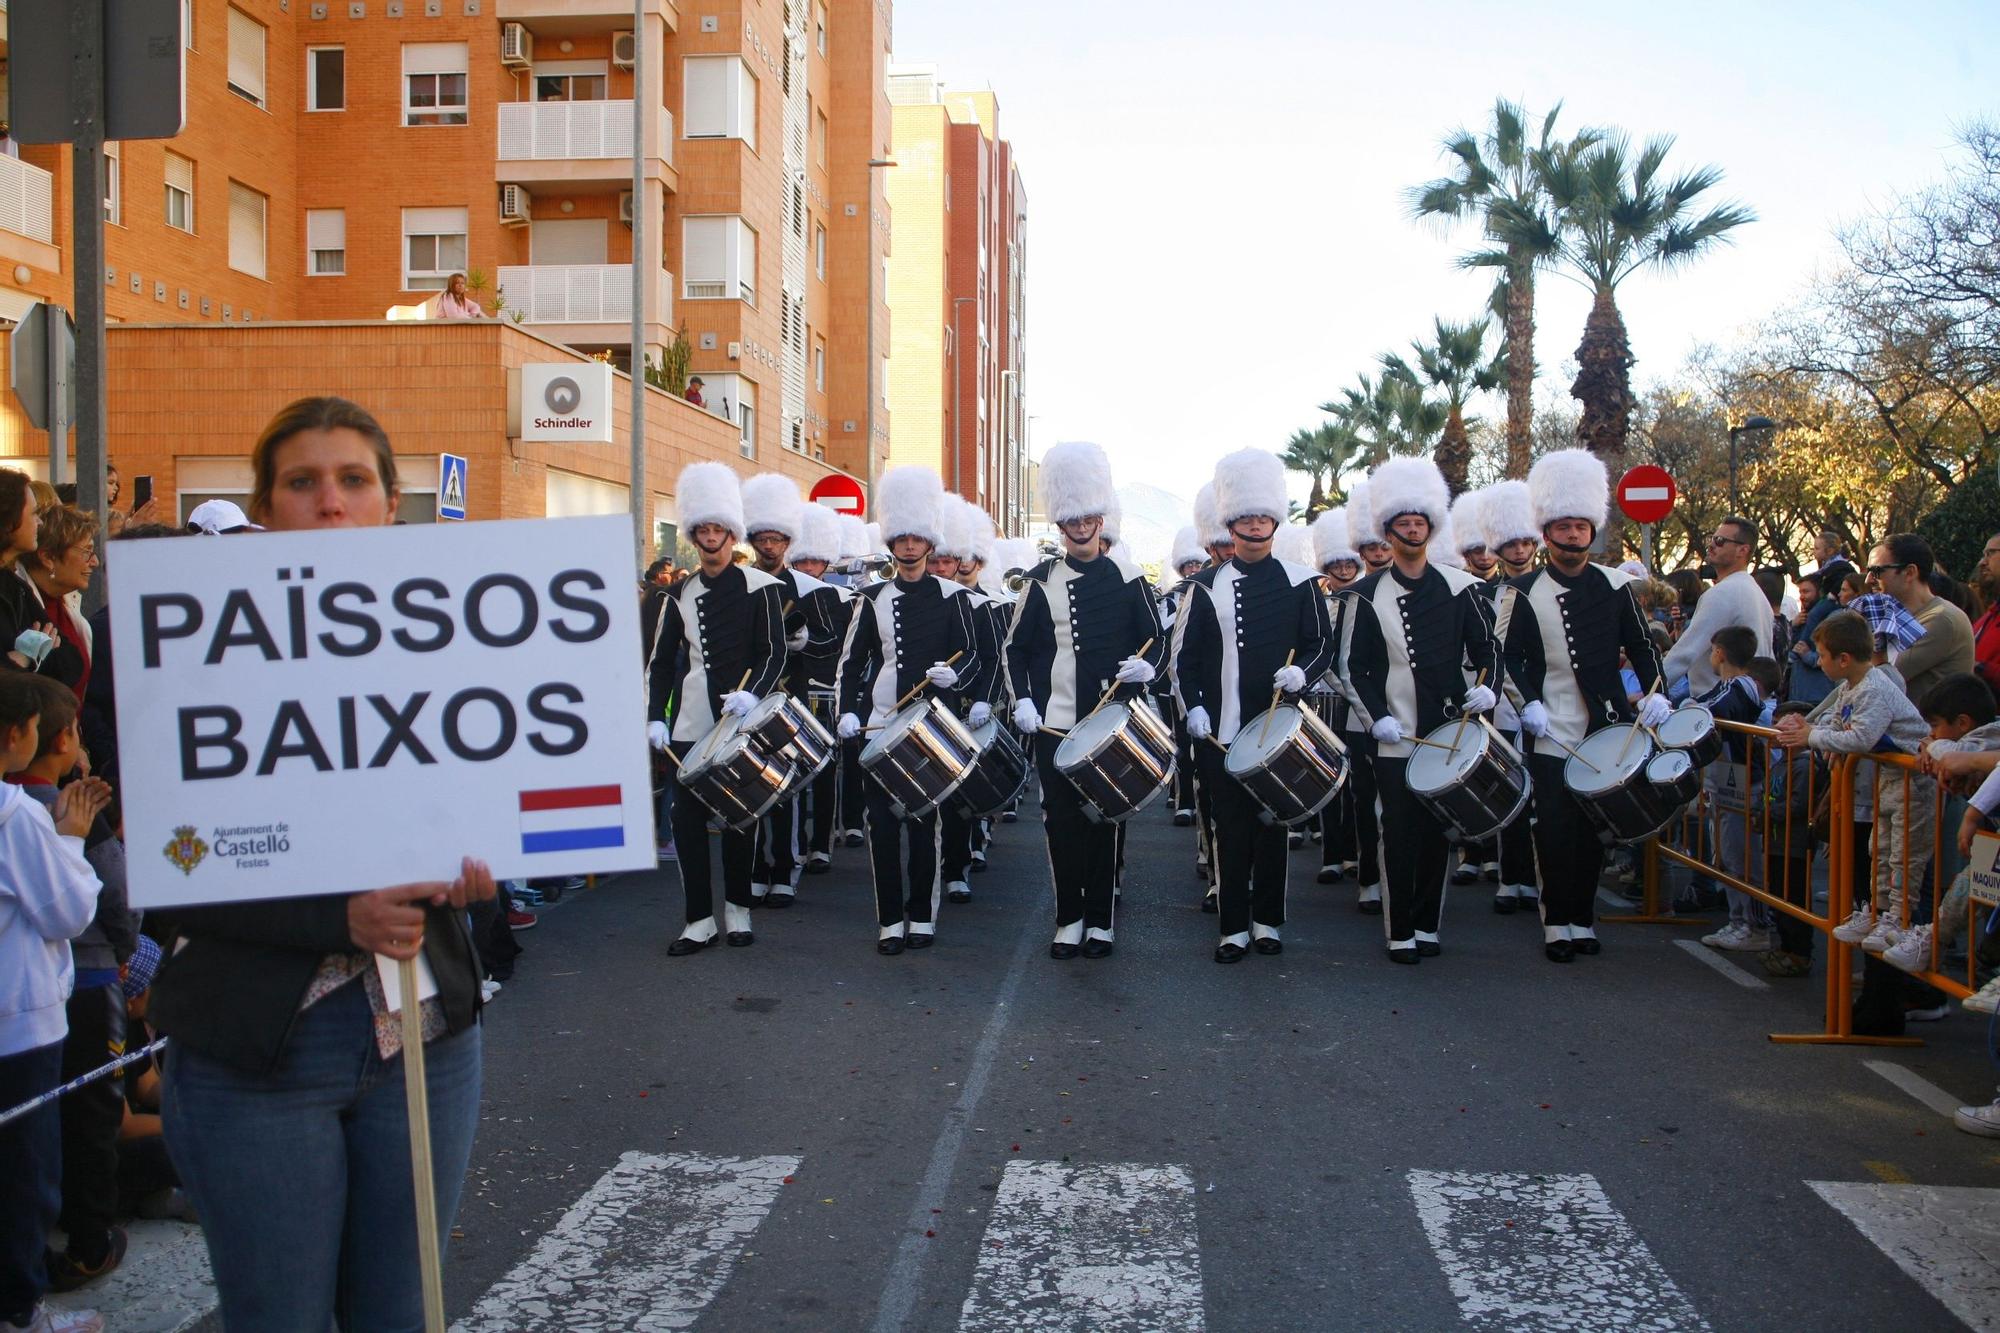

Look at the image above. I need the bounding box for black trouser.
[58,984,126,1261]
[940,803,975,885]
[1527,753,1604,932]
[1377,756,1449,942]
[865,781,940,931]
[671,745,755,926]
[840,739,867,832]
[754,797,799,889]
[1501,797,1537,890]
[1037,735,1118,934]
[117,1135,180,1216]
[1195,749,1218,893]
[1171,707,1197,810]
[0,1040,62,1324]
[807,751,839,855]
[1770,852,1815,958]
[1343,733,1382,887]
[1197,744,1287,939]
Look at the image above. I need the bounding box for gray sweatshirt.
[1805,667,1930,818]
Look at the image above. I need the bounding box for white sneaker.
[1955,1098,2000,1138]
[1718,925,1768,952]
[18,1306,106,1333]
[1701,923,1746,949]
[1860,918,1902,955]
[1962,975,2000,1015]
[1830,905,1876,944]
[480,979,502,1002]
[1883,924,1935,974]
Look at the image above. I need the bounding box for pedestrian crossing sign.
[438,453,468,521]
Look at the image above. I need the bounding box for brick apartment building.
[0,0,900,543]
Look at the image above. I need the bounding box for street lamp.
[863,158,896,512]
[950,296,975,502]
[1725,414,1779,513]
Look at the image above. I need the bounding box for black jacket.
[1005,554,1162,729]
[1172,554,1335,743]
[1344,560,1498,758]
[836,574,981,724]
[645,564,788,744]
[1501,562,1663,758]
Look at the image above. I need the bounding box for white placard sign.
[521,361,615,443]
[1970,830,2000,908]
[109,515,654,908]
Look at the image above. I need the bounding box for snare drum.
[1655,704,1724,768]
[955,718,1031,817]
[1223,703,1349,826]
[1563,724,1676,845]
[1054,699,1177,823]
[676,716,795,831]
[738,693,837,788]
[1406,717,1530,841]
[859,698,979,819]
[1646,748,1702,809]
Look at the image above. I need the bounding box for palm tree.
[1384,318,1505,494]
[1279,422,1364,517]
[1411,100,1598,480]
[1514,133,1754,456]
[1321,373,1443,466]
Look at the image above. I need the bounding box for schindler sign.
[521,363,615,443]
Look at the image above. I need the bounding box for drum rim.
[1656,704,1714,743]
[1406,721,1491,791]
[1566,727,1651,793]
[1054,701,1133,768]
[1223,704,1304,774]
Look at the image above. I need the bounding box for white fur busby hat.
[1212,448,1289,527]
[741,473,803,542]
[862,521,886,557]
[791,501,842,565]
[1194,483,1229,549]
[1313,507,1359,568]
[1431,513,1465,567]
[966,505,996,566]
[674,461,744,537]
[875,466,945,547]
[1169,524,1206,571]
[1449,489,1488,553]
[1368,456,1451,537]
[1529,447,1609,531]
[1479,479,1538,550]
[938,497,983,563]
[1101,495,1124,543]
[1273,523,1316,569]
[1039,441,1117,526]
[993,537,1036,579]
[1346,480,1385,550]
[835,513,870,561]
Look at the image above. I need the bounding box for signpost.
[8,303,76,484]
[437,454,468,521]
[809,472,867,517]
[1617,465,1677,572]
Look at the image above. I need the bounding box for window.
[738,382,757,459]
[682,56,756,148]
[227,7,267,106]
[815,108,828,167]
[682,216,757,305]
[814,222,825,280]
[164,152,194,233]
[307,47,345,111]
[402,206,469,290]
[228,182,267,279]
[403,42,469,127]
[102,145,121,225]
[816,5,827,56]
[533,63,608,101]
[307,209,346,275]
[813,338,825,392]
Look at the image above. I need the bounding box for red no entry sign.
[1617,465,1677,525]
[809,473,867,516]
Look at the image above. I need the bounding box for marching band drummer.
[1480,480,1546,912]
[934,498,1006,904]
[1187,482,1235,910]
[1007,443,1164,960]
[829,515,875,852]
[1162,525,1208,829]
[1333,486,1389,916]
[1448,488,1507,893]
[1498,450,1669,962]
[1343,457,1499,965]
[647,463,789,956]
[1349,478,1394,577]
[952,506,1010,878]
[1311,505,1367,892]
[787,501,851,877]
[835,467,985,956]
[1173,448,1334,963]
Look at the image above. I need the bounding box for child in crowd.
[1691,625,1770,952]
[1761,701,1820,978]
[1774,610,1934,961]
[1746,657,1782,727]
[0,673,113,1333]
[4,684,134,1292]
[1916,675,2000,1000]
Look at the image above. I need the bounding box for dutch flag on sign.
[519,785,625,855]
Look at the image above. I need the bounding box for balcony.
[495,0,677,34]
[496,100,676,190]
[0,153,58,277]
[496,263,674,350]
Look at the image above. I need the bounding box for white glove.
[1370,716,1404,746]
[786,628,809,652]
[1013,698,1042,733]
[1185,706,1212,741]
[1273,664,1308,694]
[722,690,759,717]
[1115,655,1155,685]
[1462,684,1496,715]
[1519,701,1550,737]
[838,712,862,740]
[926,662,959,689]
[968,701,993,728]
[647,720,671,751]
[1639,693,1672,729]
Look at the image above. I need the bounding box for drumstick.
[1038,726,1070,739]
[1091,638,1156,715]
[1615,675,1662,765]
[1259,649,1297,745]
[892,650,965,712]
[1452,668,1488,751]
[1406,735,1458,752]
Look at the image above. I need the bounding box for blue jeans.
[162,979,482,1332]
[0,1040,63,1324]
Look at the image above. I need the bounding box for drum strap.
[1492,584,1525,711]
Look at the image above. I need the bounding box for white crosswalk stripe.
[452,1150,799,1333]
[958,1160,1206,1332]
[45,1219,214,1333]
[1810,1182,2000,1331]
[1407,1170,1710,1331]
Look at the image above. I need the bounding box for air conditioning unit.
[499,183,532,225]
[618,191,634,225]
[500,22,532,68]
[612,30,637,68]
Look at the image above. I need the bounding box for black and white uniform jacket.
[1005,554,1165,729]
[955,585,1011,711]
[646,564,789,744]
[1500,562,1663,759]
[836,574,983,727]
[1171,556,1335,745]
[1344,561,1499,762]
[777,566,847,696]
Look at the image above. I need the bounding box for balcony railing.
[0,154,55,246]
[496,264,674,330]
[497,100,674,164]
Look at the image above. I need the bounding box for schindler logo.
[536,375,595,430]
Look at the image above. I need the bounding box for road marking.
[453,1150,798,1332]
[958,1161,1205,1332]
[1408,1170,1710,1331]
[1671,937,1770,989]
[1865,1060,1968,1119]
[1810,1182,2000,1330]
[46,1219,214,1333]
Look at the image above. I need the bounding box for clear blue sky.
[892,0,2000,537]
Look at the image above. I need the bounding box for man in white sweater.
[1664,515,1772,696]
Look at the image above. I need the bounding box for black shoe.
[1288,831,1304,849]
[1200,894,1219,914]
[1482,864,1501,882]
[1493,896,1517,915]
[1001,810,1019,823]
[765,892,795,909]
[1194,860,1210,881]
[1082,939,1114,959]
[947,888,972,903]
[1572,936,1602,956]
[1416,939,1441,957]
[1050,941,1080,960]
[1253,937,1282,956]
[877,936,905,955]
[1173,810,1195,827]
[725,930,755,947]
[667,935,717,957]
[1214,942,1247,964]
[1317,865,1342,884]
[970,859,989,874]
[1451,865,1479,884]
[845,830,866,847]
[905,932,935,949]
[805,857,832,875]
[1545,940,1576,963]
[1387,947,1420,965]
[46,1227,127,1293]
[1357,899,1383,916]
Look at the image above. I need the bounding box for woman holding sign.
[149,397,497,1332]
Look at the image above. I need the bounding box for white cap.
[186,499,263,534]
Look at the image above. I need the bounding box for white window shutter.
[736,63,758,148]
[164,152,194,195]
[402,41,467,76]
[682,58,726,137]
[403,205,469,235]
[228,182,266,279]
[683,217,725,284]
[228,7,266,102]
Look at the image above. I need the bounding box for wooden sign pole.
[399,954,447,1333]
